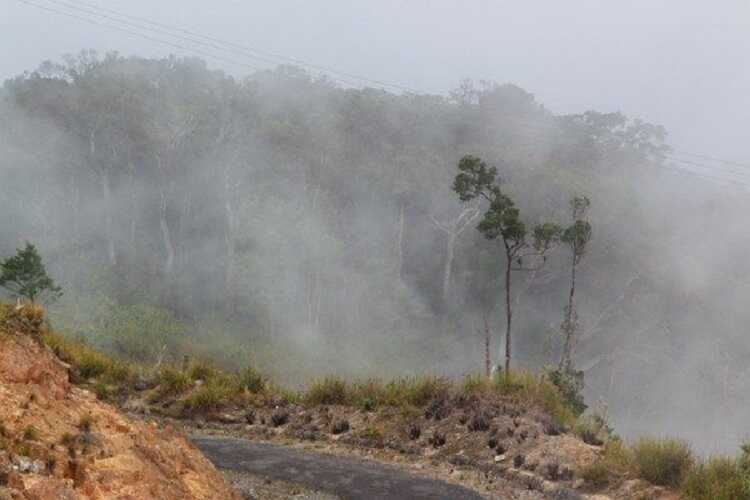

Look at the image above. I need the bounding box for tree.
[0,243,62,303]
[453,155,560,373]
[559,196,592,371]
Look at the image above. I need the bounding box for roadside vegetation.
[6,302,750,498]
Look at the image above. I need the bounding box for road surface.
[192,435,485,500]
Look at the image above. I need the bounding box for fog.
[1,1,750,455]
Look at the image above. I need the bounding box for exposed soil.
[0,305,239,500]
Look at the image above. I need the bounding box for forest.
[1,51,748,453]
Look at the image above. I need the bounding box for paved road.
[191,435,485,500]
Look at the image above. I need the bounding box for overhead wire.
[14,0,750,188]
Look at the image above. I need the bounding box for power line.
[30,0,418,93]
[17,0,265,74]
[15,0,750,185]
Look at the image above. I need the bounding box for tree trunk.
[504,254,512,374]
[442,232,457,305]
[159,187,175,275]
[560,255,577,370]
[395,202,405,279]
[484,312,491,377]
[223,169,237,313]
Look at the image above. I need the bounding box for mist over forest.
[1,51,749,454]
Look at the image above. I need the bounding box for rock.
[513,454,525,468]
[330,419,350,435]
[271,410,289,427]
[428,431,446,448]
[408,424,421,440]
[468,412,490,432]
[12,456,45,474]
[494,454,506,463]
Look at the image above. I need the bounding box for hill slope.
[0,303,239,500]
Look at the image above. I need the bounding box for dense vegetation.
[2,51,750,452]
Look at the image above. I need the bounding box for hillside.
[0,303,238,500]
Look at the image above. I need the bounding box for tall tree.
[559,196,592,370]
[453,155,560,372]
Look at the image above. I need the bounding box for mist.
[2,1,750,456]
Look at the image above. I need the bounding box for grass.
[682,456,750,500]
[305,376,350,405]
[186,360,218,382]
[42,330,136,385]
[237,366,265,394]
[22,426,39,441]
[631,437,694,488]
[579,461,611,487]
[182,377,238,413]
[153,366,192,399]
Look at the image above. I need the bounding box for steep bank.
[0,303,239,500]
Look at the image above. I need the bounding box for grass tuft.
[631,437,693,488]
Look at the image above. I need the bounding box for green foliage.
[182,377,237,413]
[0,243,61,303]
[93,381,110,401]
[305,376,350,405]
[545,367,587,416]
[682,457,750,500]
[237,366,265,394]
[631,437,693,488]
[492,370,576,427]
[42,330,136,385]
[154,366,192,399]
[187,360,218,382]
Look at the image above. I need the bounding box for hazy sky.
[2,0,749,161]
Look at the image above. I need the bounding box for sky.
[2,0,749,162]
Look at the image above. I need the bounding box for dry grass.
[631,437,693,487]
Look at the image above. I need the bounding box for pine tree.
[0,243,62,303]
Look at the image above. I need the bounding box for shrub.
[154,366,191,398]
[632,437,693,487]
[271,409,289,427]
[93,382,110,401]
[492,370,576,427]
[579,461,611,487]
[381,376,450,407]
[330,419,350,435]
[187,360,217,382]
[183,378,236,413]
[462,373,491,394]
[237,366,265,394]
[359,425,382,441]
[360,397,377,412]
[305,376,350,405]
[682,457,749,500]
[545,367,587,416]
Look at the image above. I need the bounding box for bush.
[682,457,750,500]
[632,437,693,487]
[187,360,217,382]
[183,378,236,413]
[305,376,350,405]
[93,382,110,401]
[545,367,587,416]
[237,366,265,393]
[154,366,192,398]
[493,370,576,428]
[579,461,611,487]
[381,376,451,407]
